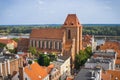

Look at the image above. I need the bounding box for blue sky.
[0,0,120,25]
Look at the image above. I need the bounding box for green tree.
[28,46,37,56]
[75,47,92,69]
[28,60,32,65]
[8,48,17,54]
[85,47,92,58]
[0,43,6,48]
[37,54,50,66]
[48,53,57,62]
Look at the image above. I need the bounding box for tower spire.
[63,14,81,27]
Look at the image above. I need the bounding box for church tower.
[62,14,82,54]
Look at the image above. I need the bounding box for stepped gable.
[63,14,81,27]
[30,28,64,39]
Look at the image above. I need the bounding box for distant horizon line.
[0,24,120,26]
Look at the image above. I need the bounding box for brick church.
[30,14,82,63]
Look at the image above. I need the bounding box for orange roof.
[115,59,120,64]
[30,28,64,39]
[24,62,49,80]
[0,39,13,44]
[116,50,120,58]
[0,39,17,47]
[102,72,111,80]
[47,64,54,73]
[66,77,74,80]
[106,70,120,80]
[82,35,92,48]
[63,14,81,27]
[100,41,120,51]
[102,70,120,80]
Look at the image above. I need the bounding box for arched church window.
[55,41,58,50]
[34,40,36,47]
[46,41,48,49]
[31,40,33,47]
[50,41,52,49]
[41,41,44,49]
[38,41,40,48]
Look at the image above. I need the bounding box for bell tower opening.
[68,30,71,39]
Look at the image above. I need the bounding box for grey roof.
[87,58,112,63]
[75,68,101,80]
[0,54,16,63]
[85,58,114,70]
[50,68,59,75]
[52,55,70,68]
[58,55,70,61]
[93,50,116,58]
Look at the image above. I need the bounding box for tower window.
[70,22,74,25]
[64,22,67,25]
[68,30,71,39]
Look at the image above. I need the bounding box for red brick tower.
[62,14,82,54]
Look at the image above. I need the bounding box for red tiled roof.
[82,35,92,48]
[47,64,54,73]
[63,14,81,27]
[102,70,120,80]
[100,41,120,50]
[66,77,74,80]
[30,28,64,39]
[0,39,13,44]
[0,39,17,47]
[107,70,120,80]
[102,72,111,80]
[115,59,120,64]
[24,62,49,80]
[116,50,120,58]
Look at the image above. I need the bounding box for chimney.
[19,67,24,80]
